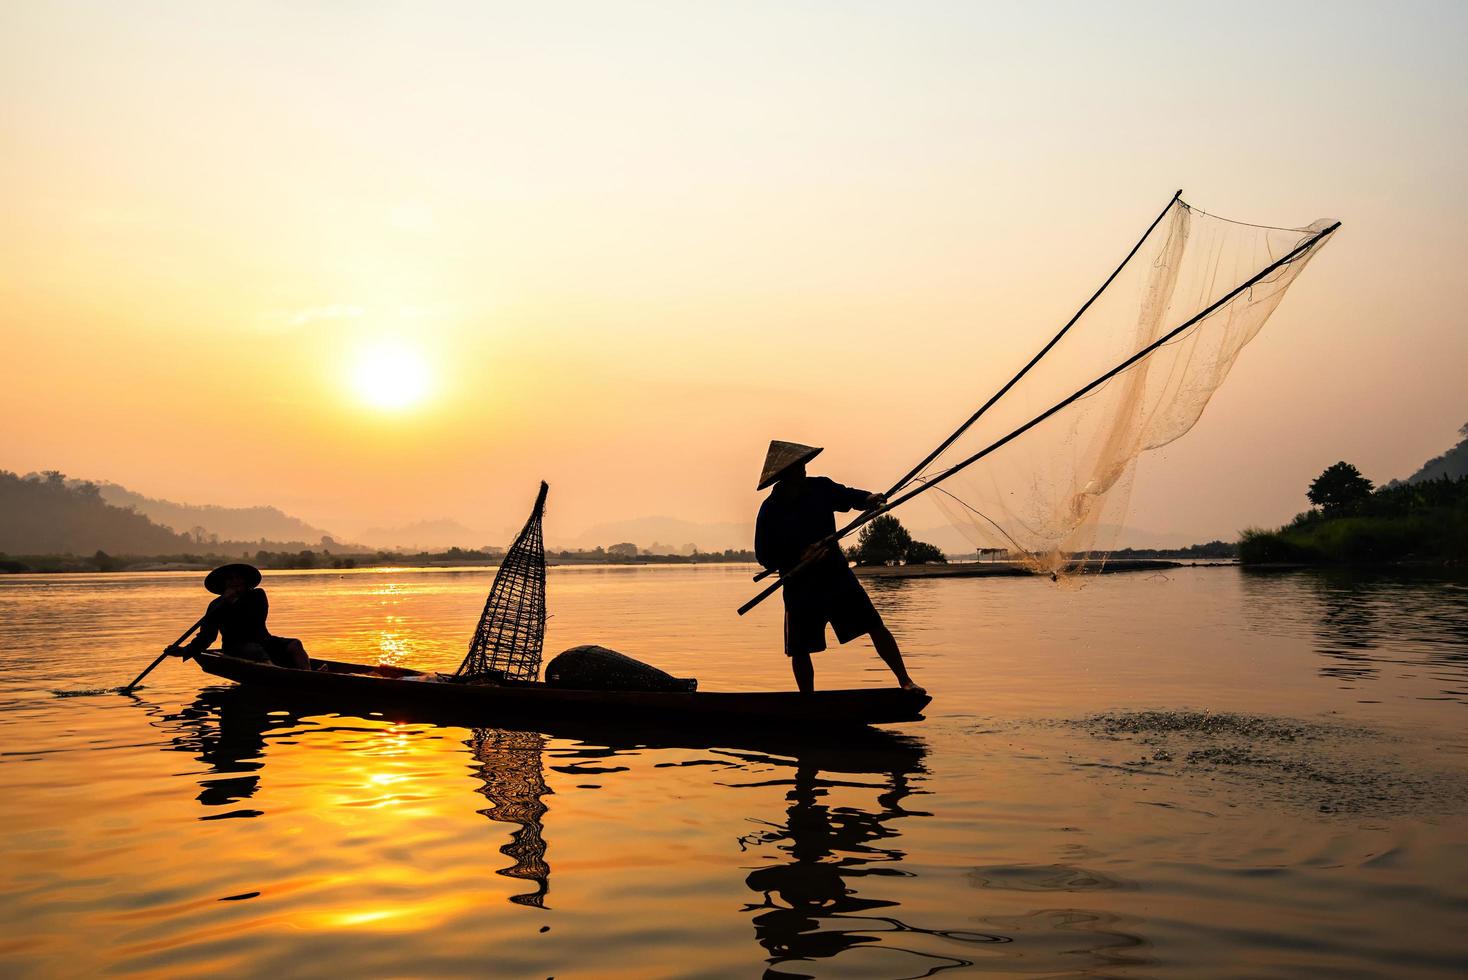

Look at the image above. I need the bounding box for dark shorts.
[784,575,883,657]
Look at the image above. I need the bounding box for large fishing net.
[458,482,548,681]
[905,196,1338,578]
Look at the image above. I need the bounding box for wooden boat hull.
[192,652,931,728]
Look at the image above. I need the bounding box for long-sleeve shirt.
[754,476,872,609]
[184,588,273,655]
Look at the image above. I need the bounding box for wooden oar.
[121,616,205,693]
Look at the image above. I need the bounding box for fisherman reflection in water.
[171,563,312,669]
[754,441,922,693]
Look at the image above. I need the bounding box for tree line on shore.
[1241,459,1467,565]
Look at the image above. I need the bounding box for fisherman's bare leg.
[790,651,815,694]
[870,623,920,690]
[284,639,311,671]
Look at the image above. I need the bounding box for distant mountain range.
[12,424,1464,560]
[3,472,203,555]
[0,472,1198,559]
[79,480,496,552]
[90,482,500,551]
[89,481,342,545]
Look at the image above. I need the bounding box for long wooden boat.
[193,651,931,728]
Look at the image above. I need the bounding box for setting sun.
[351,341,432,411]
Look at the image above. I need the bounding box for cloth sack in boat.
[545,645,697,693]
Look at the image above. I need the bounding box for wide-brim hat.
[758,440,823,490]
[204,562,262,595]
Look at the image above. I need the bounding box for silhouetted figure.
[172,563,311,669]
[753,441,921,693]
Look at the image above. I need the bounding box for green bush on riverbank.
[1241,475,1468,564]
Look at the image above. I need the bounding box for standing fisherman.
[753,441,922,694]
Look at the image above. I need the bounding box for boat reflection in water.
[159,686,276,818]
[155,687,556,906]
[146,685,1136,975]
[730,734,1009,977]
[467,727,551,908]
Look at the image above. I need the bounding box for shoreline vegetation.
[1240,464,1467,567]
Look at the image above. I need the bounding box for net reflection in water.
[469,727,551,909]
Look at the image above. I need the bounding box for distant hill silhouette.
[2,471,200,554]
[87,480,339,544]
[1395,422,1468,485]
[2,470,354,556]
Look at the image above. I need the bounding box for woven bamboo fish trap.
[457,482,548,683]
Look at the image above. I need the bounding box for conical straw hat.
[204,562,261,595]
[758,440,823,490]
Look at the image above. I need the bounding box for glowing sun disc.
[352,341,431,410]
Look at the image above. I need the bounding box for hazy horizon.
[5,2,1465,552]
[14,448,1458,556]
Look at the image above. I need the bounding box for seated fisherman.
[170,563,311,669]
[753,440,922,694]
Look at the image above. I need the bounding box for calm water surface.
[2,564,1466,978]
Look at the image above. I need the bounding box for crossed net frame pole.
[458,482,549,682]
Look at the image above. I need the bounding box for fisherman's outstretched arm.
[821,478,885,512]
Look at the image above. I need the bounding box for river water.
[1,564,1465,978]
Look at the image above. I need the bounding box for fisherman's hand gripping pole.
[120,616,206,693]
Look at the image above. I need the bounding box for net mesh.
[910,198,1337,578]
[457,482,549,681]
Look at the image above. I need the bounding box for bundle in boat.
[457,482,549,684]
[545,645,697,693]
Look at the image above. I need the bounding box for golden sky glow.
[2,2,1465,545]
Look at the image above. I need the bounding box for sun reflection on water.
[372,630,412,668]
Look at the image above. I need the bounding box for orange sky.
[3,2,1465,546]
